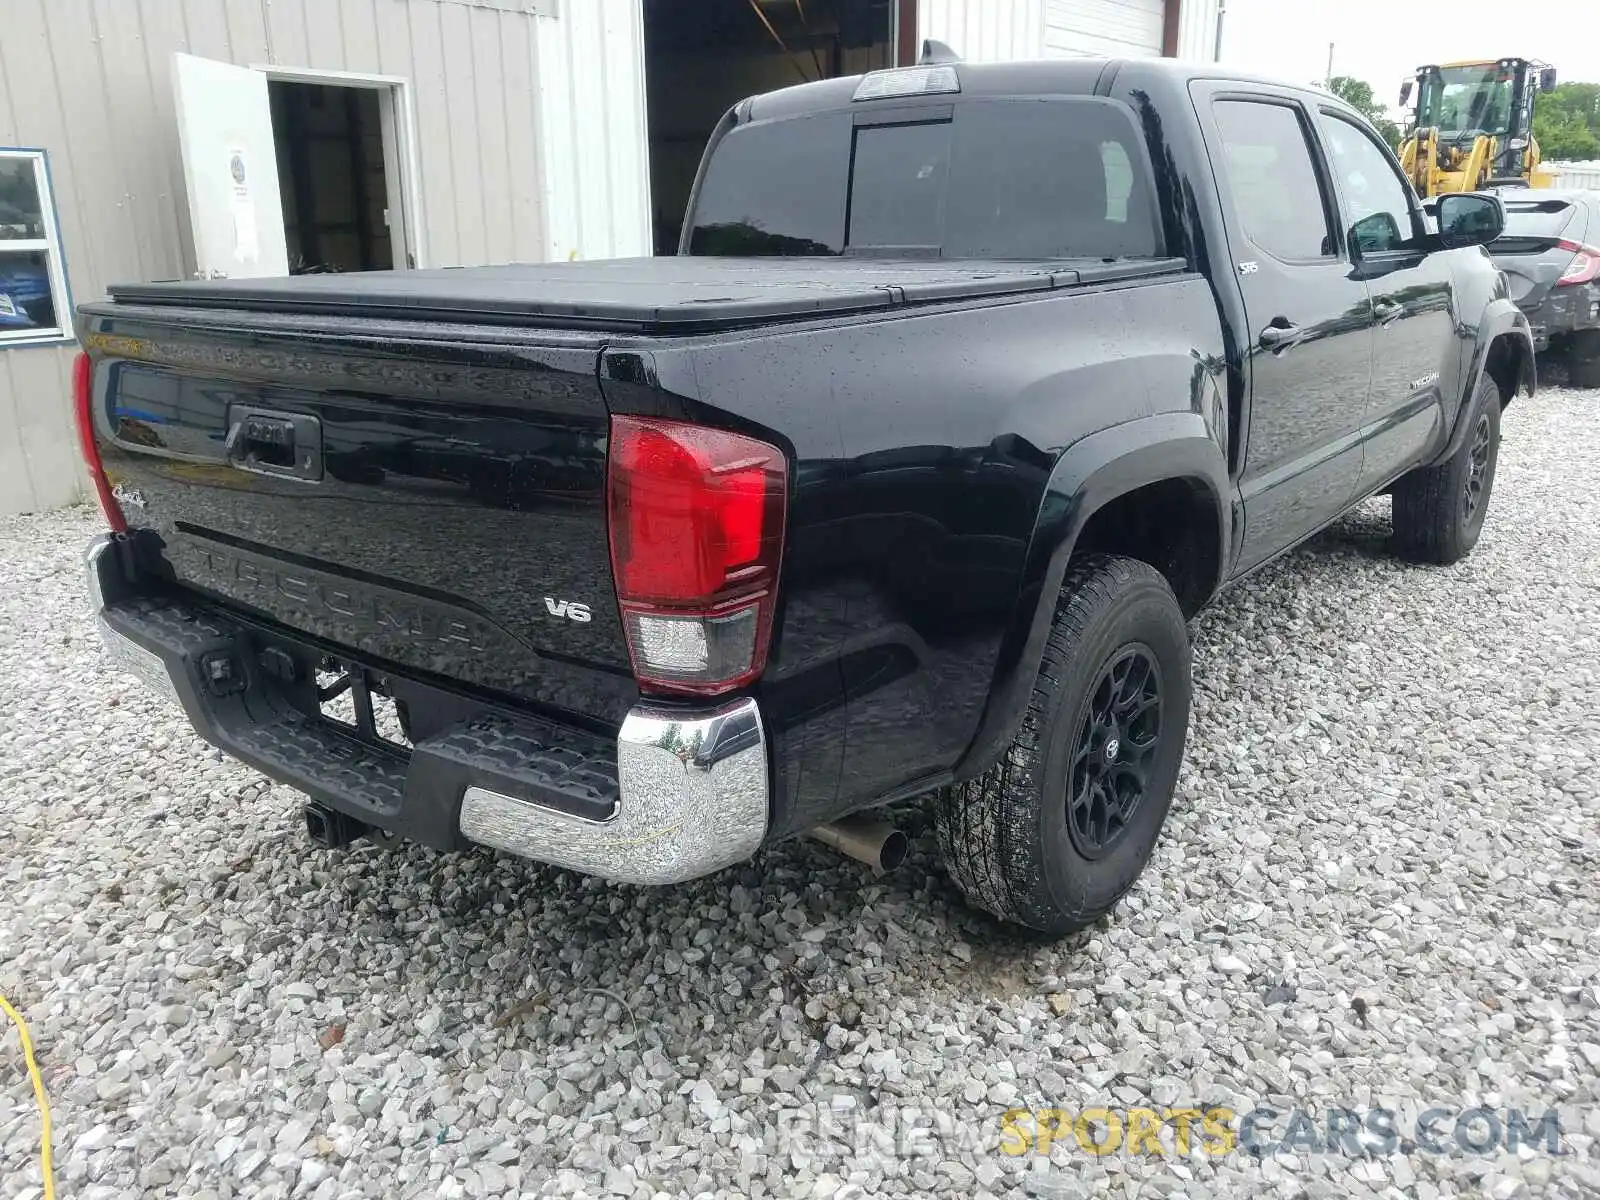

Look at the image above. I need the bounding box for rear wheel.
[1391,374,1501,564]
[934,555,1191,935]
[1569,329,1600,389]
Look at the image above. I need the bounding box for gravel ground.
[2,382,1598,1200]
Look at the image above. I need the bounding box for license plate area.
[314,658,413,752]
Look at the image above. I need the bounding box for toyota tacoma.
[77,58,1533,932]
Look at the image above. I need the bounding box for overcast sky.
[1220,0,1595,111]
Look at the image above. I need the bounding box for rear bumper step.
[85,535,769,885]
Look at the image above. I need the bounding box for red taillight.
[1556,239,1600,286]
[607,415,786,696]
[72,351,126,533]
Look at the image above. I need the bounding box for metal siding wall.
[535,0,652,262]
[1175,0,1221,60]
[0,1,97,513]
[1043,0,1164,58]
[914,0,1213,62]
[0,0,549,515]
[916,0,1045,62]
[0,347,80,517]
[500,13,546,265]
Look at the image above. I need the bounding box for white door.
[171,53,289,279]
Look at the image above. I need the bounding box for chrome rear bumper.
[86,534,770,885]
[87,537,180,705]
[459,698,767,884]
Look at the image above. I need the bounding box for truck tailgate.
[79,305,635,723]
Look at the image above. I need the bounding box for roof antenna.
[919,39,962,65]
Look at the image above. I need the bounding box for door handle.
[224,406,324,481]
[1258,321,1304,352]
[1373,300,1405,326]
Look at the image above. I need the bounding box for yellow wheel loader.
[1399,58,1560,198]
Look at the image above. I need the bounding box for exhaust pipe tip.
[808,818,909,875]
[877,827,910,872]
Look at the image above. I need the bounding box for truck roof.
[745,57,1362,123]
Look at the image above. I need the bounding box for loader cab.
[1400,58,1558,195]
[1411,62,1516,142]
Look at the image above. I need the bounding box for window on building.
[0,150,71,345]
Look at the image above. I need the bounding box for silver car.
[1486,188,1600,386]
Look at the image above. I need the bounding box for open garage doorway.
[643,0,898,254]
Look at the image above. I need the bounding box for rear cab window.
[686,96,1164,261]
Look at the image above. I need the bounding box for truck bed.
[107,255,1187,332]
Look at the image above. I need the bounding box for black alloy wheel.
[1462,412,1493,524]
[1067,644,1163,859]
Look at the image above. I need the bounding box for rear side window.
[688,97,1162,260]
[1212,100,1334,261]
[686,114,851,256]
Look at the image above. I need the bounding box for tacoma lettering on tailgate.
[176,542,507,656]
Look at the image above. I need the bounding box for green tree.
[1532,81,1600,161]
[1327,76,1401,150]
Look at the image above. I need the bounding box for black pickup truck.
[76,59,1533,933]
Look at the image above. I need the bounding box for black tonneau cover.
[107,256,1186,333]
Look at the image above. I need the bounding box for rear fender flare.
[953,412,1231,782]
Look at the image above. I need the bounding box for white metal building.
[1550,161,1600,191]
[1,0,1221,516]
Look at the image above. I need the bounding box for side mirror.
[1539,67,1558,92]
[1350,210,1403,256]
[1399,79,1414,107]
[1436,193,1504,249]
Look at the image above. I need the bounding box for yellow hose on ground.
[0,993,56,1200]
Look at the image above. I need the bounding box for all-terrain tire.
[1391,373,1502,565]
[934,555,1191,935]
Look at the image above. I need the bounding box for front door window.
[1319,115,1420,256]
